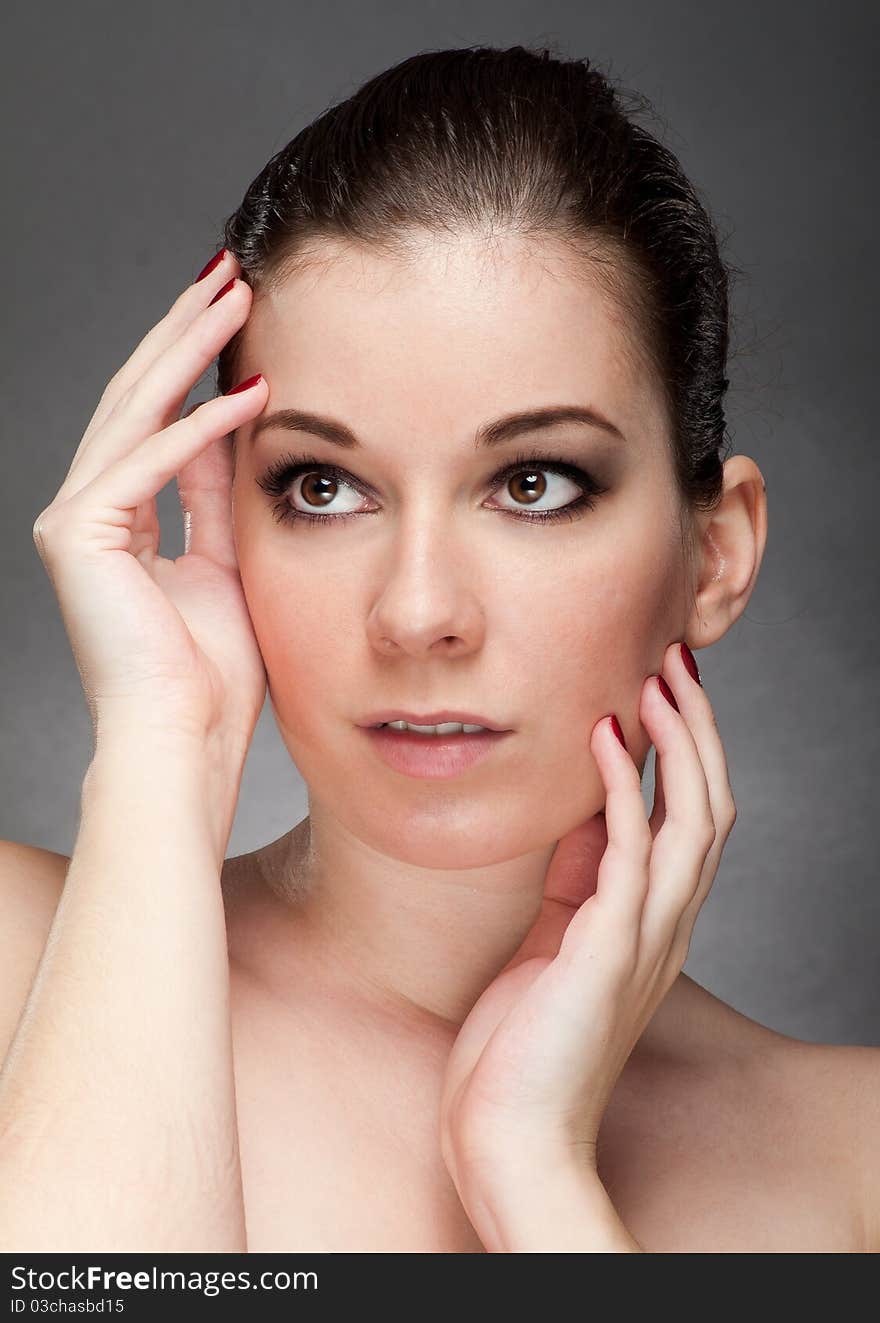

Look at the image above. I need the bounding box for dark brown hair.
[216,43,739,515]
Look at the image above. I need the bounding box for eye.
[286,468,365,518]
[486,451,604,523]
[256,448,607,528]
[256,455,372,527]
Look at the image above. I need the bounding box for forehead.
[241,231,667,450]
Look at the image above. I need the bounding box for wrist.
[84,724,247,867]
[462,1143,642,1253]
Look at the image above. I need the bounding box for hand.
[439,641,737,1221]
[31,251,270,755]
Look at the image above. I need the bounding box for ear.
[684,454,768,649]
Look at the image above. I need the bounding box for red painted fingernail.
[657,675,680,712]
[209,277,236,306]
[226,373,263,395]
[680,641,701,685]
[610,714,627,749]
[195,248,226,282]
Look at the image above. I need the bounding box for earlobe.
[685,455,768,649]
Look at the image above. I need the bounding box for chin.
[335,792,569,871]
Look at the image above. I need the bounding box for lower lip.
[360,726,512,778]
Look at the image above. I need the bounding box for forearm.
[0,733,246,1252]
[469,1149,644,1253]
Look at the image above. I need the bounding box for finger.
[557,715,651,973]
[129,398,207,566]
[661,642,737,873]
[638,663,717,954]
[647,746,665,838]
[37,380,268,557]
[177,429,238,569]
[61,265,249,500]
[506,813,608,966]
[657,642,737,938]
[76,250,239,452]
[541,813,608,911]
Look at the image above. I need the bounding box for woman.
[1,45,876,1253]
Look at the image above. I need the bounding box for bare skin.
[217,829,867,1253]
[6,237,876,1252]
[206,233,871,1252]
[1,833,872,1253]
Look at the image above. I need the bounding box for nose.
[365,517,487,660]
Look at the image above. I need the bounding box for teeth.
[379,721,488,735]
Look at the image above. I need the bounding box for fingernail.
[195,248,226,283]
[209,277,237,306]
[610,714,627,749]
[680,641,701,686]
[226,373,264,395]
[657,676,680,712]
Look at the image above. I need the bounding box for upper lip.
[357,709,511,732]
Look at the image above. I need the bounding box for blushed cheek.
[238,513,688,787]
[531,539,687,762]
[239,560,359,760]
[599,555,689,759]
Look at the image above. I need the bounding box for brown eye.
[257,450,606,529]
[300,473,339,507]
[493,465,584,514]
[507,469,547,505]
[289,470,365,516]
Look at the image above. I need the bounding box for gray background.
[1,1,876,1046]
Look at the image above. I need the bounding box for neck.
[227,803,698,1058]
[235,803,559,1030]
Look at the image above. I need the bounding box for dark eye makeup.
[255,446,609,529]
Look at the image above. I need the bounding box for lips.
[357,709,510,732]
[361,724,511,778]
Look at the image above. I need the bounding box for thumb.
[504,812,608,968]
[176,400,238,568]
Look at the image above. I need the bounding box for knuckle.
[31,506,56,548]
[100,369,123,400]
[124,372,153,414]
[670,926,693,970]
[99,368,134,413]
[186,395,214,428]
[191,315,223,358]
[699,816,717,850]
[635,826,654,866]
[612,822,652,867]
[709,788,735,830]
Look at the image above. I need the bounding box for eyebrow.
[248,403,625,450]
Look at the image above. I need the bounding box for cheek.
[233,521,686,864]
[236,506,686,840]
[241,521,685,714]
[518,531,686,725]
[241,557,350,726]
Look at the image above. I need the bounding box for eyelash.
[256,447,608,529]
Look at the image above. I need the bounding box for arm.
[0,730,246,1252]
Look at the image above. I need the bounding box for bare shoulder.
[687,979,879,1252]
[761,1032,880,1254]
[0,839,69,932]
[0,840,70,1064]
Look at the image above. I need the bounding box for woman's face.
[231,232,695,868]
